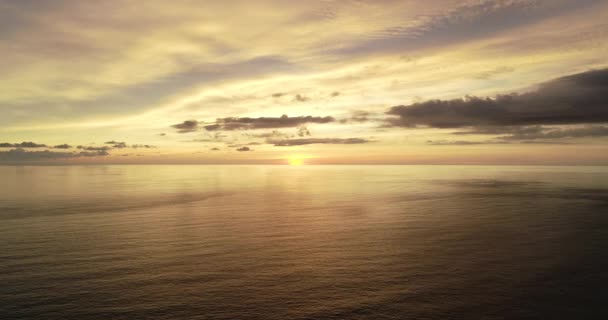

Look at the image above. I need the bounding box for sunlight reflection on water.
[1,165,608,319]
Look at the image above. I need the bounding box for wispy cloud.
[330,0,600,57]
[0,148,109,162]
[173,115,335,133]
[426,140,508,146]
[248,130,292,139]
[105,141,127,148]
[339,110,375,124]
[105,141,156,149]
[268,137,371,146]
[53,144,72,149]
[205,115,335,131]
[0,142,47,148]
[498,125,608,140]
[77,146,111,151]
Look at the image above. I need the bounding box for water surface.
[1,165,608,319]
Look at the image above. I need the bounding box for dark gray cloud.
[78,150,110,157]
[386,68,608,128]
[105,140,127,148]
[0,141,154,155]
[268,137,371,146]
[77,145,111,151]
[454,124,608,141]
[202,114,335,131]
[210,147,220,151]
[453,125,545,135]
[131,144,156,149]
[227,142,262,148]
[236,146,252,152]
[0,141,47,148]
[172,120,200,133]
[0,148,109,162]
[500,125,608,140]
[520,140,571,145]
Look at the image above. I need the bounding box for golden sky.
[1,0,608,164]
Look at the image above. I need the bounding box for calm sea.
[1,165,608,319]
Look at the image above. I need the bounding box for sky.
[1,0,607,165]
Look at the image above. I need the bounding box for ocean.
[1,165,607,319]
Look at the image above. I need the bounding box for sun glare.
[288,156,304,166]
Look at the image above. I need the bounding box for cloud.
[386,68,608,128]
[78,150,110,157]
[268,137,371,146]
[202,114,335,131]
[297,126,311,137]
[474,66,516,80]
[499,125,608,140]
[339,110,374,124]
[330,0,600,57]
[426,140,509,146]
[172,120,200,133]
[248,130,292,139]
[236,146,252,152]
[270,93,312,102]
[131,144,156,149]
[53,144,72,149]
[189,131,230,143]
[210,147,220,151]
[190,138,219,143]
[77,145,112,151]
[105,140,127,148]
[0,148,109,162]
[519,140,571,145]
[228,142,262,148]
[293,94,310,102]
[1,51,296,127]
[0,141,47,148]
[453,125,545,135]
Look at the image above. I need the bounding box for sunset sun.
[288,156,304,166]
